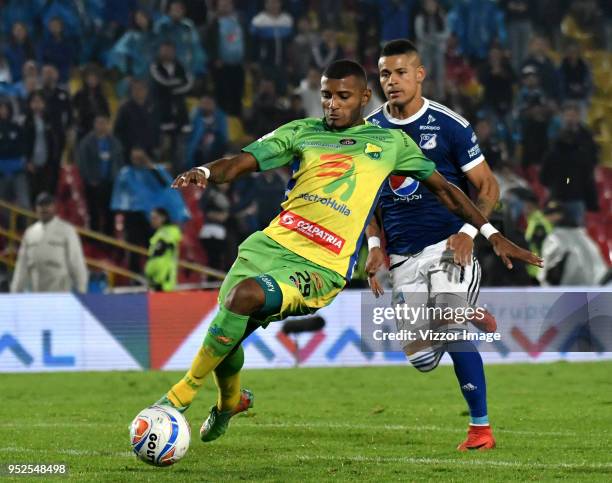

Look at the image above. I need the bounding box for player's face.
[321,76,371,129]
[378,54,425,108]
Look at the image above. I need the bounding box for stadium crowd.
[0,0,611,291]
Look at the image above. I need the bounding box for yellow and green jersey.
[242,117,435,279]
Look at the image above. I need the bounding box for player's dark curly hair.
[381,39,419,57]
[322,59,367,86]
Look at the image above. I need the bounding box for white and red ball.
[129,405,191,466]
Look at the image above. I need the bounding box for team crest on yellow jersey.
[365,143,382,160]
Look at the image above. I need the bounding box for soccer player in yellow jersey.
[157,60,542,442]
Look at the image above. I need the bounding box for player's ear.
[362,87,372,107]
[416,65,426,84]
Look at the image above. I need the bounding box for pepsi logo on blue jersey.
[366,98,485,255]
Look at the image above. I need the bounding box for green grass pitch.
[2,362,612,481]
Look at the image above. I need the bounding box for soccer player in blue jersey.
[365,40,500,451]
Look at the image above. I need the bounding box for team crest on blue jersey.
[419,133,437,150]
[389,175,419,197]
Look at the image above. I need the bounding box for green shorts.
[218,231,346,326]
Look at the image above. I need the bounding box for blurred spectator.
[375,0,417,44]
[478,47,515,118]
[247,78,285,137]
[77,114,124,234]
[565,0,606,47]
[311,29,345,71]
[288,16,317,84]
[559,43,592,119]
[501,0,532,70]
[107,9,157,78]
[4,22,35,83]
[520,36,560,104]
[230,174,258,244]
[444,34,477,89]
[1,0,38,36]
[37,16,77,83]
[538,201,607,286]
[495,162,529,201]
[540,102,599,225]
[0,54,11,85]
[524,193,553,282]
[475,210,531,286]
[186,95,228,168]
[199,184,231,272]
[150,41,192,167]
[39,0,84,40]
[250,0,294,86]
[207,0,246,116]
[516,66,552,168]
[23,91,62,203]
[182,0,209,26]
[254,170,287,229]
[114,79,160,160]
[474,117,507,171]
[40,64,72,153]
[145,207,181,291]
[154,0,207,75]
[73,65,111,140]
[531,0,568,48]
[285,93,306,121]
[111,147,188,271]
[0,98,29,209]
[295,67,322,118]
[414,0,449,99]
[447,0,507,62]
[10,192,88,293]
[101,0,138,33]
[12,60,39,102]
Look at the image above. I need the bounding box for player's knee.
[408,351,442,373]
[224,279,265,316]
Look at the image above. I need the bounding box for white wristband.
[195,166,211,179]
[479,222,499,240]
[458,223,479,239]
[368,236,381,251]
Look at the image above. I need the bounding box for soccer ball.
[129,405,191,466]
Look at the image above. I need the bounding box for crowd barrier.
[1,289,611,372]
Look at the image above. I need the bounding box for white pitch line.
[235,421,580,437]
[0,447,132,458]
[1,447,610,472]
[0,421,581,438]
[289,454,612,471]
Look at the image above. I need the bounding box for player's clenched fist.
[171,167,209,189]
[489,233,543,270]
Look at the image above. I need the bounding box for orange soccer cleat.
[457,424,496,451]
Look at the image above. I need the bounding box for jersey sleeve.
[241,120,301,171]
[392,130,436,180]
[452,123,485,172]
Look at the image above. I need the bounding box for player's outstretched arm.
[421,171,543,270]
[447,162,501,266]
[172,152,259,189]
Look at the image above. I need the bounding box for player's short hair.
[322,59,367,87]
[381,39,419,57]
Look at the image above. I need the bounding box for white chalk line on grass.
[289,454,612,471]
[0,421,581,438]
[1,446,611,472]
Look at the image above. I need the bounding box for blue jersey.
[366,98,484,255]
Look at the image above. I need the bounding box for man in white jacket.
[11,193,88,293]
